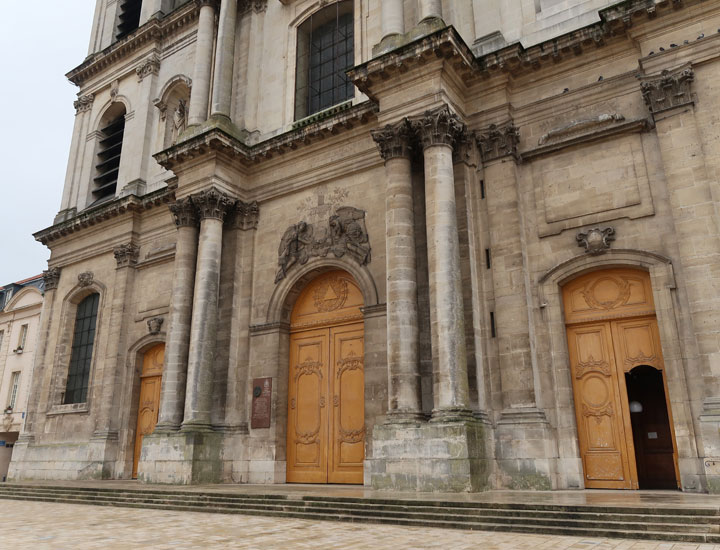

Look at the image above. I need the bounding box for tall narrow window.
[16,324,28,351]
[8,372,20,410]
[93,106,126,205]
[0,330,4,351]
[64,293,100,405]
[116,0,143,40]
[295,1,354,120]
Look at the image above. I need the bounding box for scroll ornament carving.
[640,66,694,115]
[275,207,371,283]
[412,105,466,150]
[42,267,61,291]
[73,94,94,114]
[582,403,614,424]
[78,272,94,287]
[577,227,615,255]
[336,352,364,379]
[575,355,611,379]
[476,122,520,163]
[294,358,323,382]
[113,243,140,267]
[581,276,631,311]
[147,316,164,335]
[136,55,161,81]
[169,197,198,227]
[313,277,349,312]
[370,120,412,160]
[191,188,236,221]
[229,200,260,231]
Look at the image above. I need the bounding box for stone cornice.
[154,101,378,171]
[66,2,199,87]
[34,187,175,246]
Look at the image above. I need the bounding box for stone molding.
[576,227,615,256]
[113,243,140,267]
[639,65,695,116]
[42,268,61,291]
[135,54,161,81]
[476,122,520,163]
[169,196,199,228]
[411,105,466,150]
[73,94,94,114]
[191,188,236,221]
[228,200,260,231]
[371,120,413,160]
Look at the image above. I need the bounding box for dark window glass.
[116,0,143,40]
[64,293,100,404]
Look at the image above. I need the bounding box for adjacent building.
[9,0,720,493]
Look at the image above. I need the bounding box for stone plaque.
[251,377,272,429]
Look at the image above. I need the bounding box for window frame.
[7,371,20,410]
[17,324,28,351]
[63,293,101,405]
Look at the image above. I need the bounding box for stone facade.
[9,0,720,493]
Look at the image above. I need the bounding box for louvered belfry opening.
[116,0,143,40]
[93,110,126,204]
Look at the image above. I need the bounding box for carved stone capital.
[42,268,61,291]
[147,316,164,335]
[228,200,260,230]
[136,54,161,81]
[169,197,198,228]
[639,65,694,116]
[78,272,94,287]
[191,188,236,222]
[411,105,466,150]
[240,0,267,13]
[371,120,413,161]
[113,243,140,268]
[452,133,478,166]
[73,94,94,114]
[577,227,615,255]
[476,122,520,163]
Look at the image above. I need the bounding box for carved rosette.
[169,197,199,228]
[411,106,466,150]
[73,94,94,114]
[42,268,61,291]
[78,272,94,287]
[476,122,520,163]
[147,316,164,335]
[136,55,161,81]
[371,120,412,160]
[639,66,695,115]
[113,243,140,268]
[577,227,615,255]
[191,188,236,222]
[228,200,260,230]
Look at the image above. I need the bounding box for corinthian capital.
[228,200,260,230]
[639,65,694,116]
[411,105,466,150]
[113,243,140,268]
[169,197,199,228]
[371,120,413,160]
[476,122,520,163]
[73,94,94,114]
[191,188,236,222]
[42,268,61,291]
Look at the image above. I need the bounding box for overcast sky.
[0,3,97,285]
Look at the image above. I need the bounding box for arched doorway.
[132,343,164,479]
[286,270,365,484]
[563,268,679,489]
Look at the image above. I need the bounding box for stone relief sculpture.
[275,207,371,283]
[577,227,615,255]
[171,99,187,144]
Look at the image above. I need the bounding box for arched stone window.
[63,293,100,404]
[92,103,127,205]
[295,1,354,120]
[116,0,143,40]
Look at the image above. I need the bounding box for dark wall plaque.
[251,377,272,429]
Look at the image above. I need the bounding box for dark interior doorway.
[625,366,679,490]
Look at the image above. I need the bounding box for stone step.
[0,492,716,543]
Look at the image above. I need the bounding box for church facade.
[9,0,720,493]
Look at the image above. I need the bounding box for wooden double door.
[286,271,365,484]
[564,269,679,489]
[132,343,164,479]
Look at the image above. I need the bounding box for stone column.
[155,198,199,432]
[182,188,235,431]
[381,0,404,39]
[418,0,442,22]
[210,0,237,119]
[412,106,471,419]
[371,121,423,421]
[640,66,720,489]
[188,0,216,127]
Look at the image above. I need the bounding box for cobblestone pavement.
[1,501,720,550]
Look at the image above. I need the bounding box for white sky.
[0,2,97,285]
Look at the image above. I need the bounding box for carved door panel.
[286,329,329,483]
[133,343,164,479]
[328,324,365,484]
[566,323,635,489]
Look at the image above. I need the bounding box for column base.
[385,411,426,424]
[180,420,215,433]
[699,397,720,493]
[368,418,489,492]
[137,430,223,484]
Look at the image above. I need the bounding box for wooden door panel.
[133,343,165,479]
[329,324,365,484]
[287,329,329,483]
[612,318,663,373]
[567,323,633,489]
